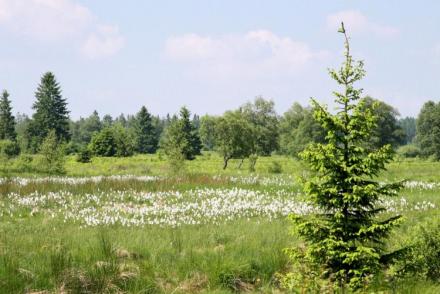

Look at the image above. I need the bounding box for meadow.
[1,153,440,293]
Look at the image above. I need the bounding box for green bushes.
[395,221,440,282]
[397,144,421,158]
[37,130,66,174]
[89,126,134,157]
[76,147,92,163]
[267,160,282,174]
[0,139,20,158]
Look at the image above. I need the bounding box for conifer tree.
[135,106,157,154]
[0,90,17,141]
[161,107,202,160]
[28,72,70,150]
[180,106,202,159]
[285,23,403,290]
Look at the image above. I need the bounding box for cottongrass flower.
[2,186,436,228]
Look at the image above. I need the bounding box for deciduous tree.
[214,111,254,169]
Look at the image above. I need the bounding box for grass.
[1,153,440,293]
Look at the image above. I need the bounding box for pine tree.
[285,23,403,290]
[0,90,17,141]
[180,107,202,160]
[28,72,70,150]
[135,106,158,154]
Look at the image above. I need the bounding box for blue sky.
[0,0,439,119]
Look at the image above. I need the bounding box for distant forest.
[0,71,437,166]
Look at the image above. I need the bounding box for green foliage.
[0,90,17,141]
[89,127,117,157]
[27,72,70,151]
[0,139,20,158]
[76,147,92,163]
[398,117,417,144]
[285,23,403,290]
[267,160,282,174]
[416,101,440,160]
[70,110,102,147]
[89,126,134,157]
[134,106,158,154]
[241,96,279,156]
[395,220,440,282]
[248,154,258,173]
[112,124,135,157]
[279,103,325,157]
[38,129,66,174]
[214,111,254,169]
[199,115,217,151]
[160,107,201,161]
[361,96,406,149]
[15,113,32,153]
[396,144,421,158]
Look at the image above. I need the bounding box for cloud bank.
[0,0,124,59]
[165,30,329,80]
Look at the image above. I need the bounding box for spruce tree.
[285,23,403,290]
[161,107,202,160]
[179,107,202,160]
[29,72,70,150]
[0,90,17,141]
[135,106,158,154]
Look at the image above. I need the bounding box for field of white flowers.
[0,175,437,228]
[2,164,440,293]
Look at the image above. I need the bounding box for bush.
[12,154,34,172]
[397,144,421,158]
[38,130,66,174]
[76,148,92,163]
[267,160,282,174]
[64,141,81,155]
[395,221,440,281]
[89,128,117,157]
[89,127,134,157]
[0,140,20,158]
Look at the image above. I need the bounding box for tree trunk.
[223,157,229,170]
[237,158,244,169]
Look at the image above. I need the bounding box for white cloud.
[165,30,328,80]
[0,0,124,59]
[326,10,399,38]
[81,25,125,60]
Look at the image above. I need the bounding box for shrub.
[0,140,20,158]
[89,127,134,157]
[76,148,92,163]
[38,130,66,174]
[113,125,134,157]
[13,154,34,172]
[167,146,186,174]
[395,221,440,282]
[396,144,421,158]
[89,128,117,157]
[267,160,282,174]
[64,141,81,155]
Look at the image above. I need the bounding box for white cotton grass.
[0,175,160,186]
[2,185,436,228]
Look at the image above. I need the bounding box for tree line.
[0,71,437,168]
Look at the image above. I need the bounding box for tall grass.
[1,155,440,292]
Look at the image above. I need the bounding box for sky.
[0,0,439,119]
